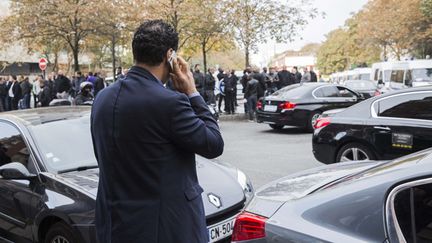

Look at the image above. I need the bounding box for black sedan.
[0,107,253,243]
[232,148,432,243]
[313,87,432,164]
[256,83,363,132]
[344,79,381,98]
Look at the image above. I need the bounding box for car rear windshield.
[270,84,310,100]
[345,81,376,90]
[29,114,97,173]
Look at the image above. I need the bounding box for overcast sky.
[252,0,369,66]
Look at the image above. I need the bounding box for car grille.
[206,199,245,226]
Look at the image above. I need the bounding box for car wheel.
[307,111,322,132]
[336,143,376,162]
[45,222,79,243]
[269,124,284,130]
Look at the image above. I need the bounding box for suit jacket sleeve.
[170,93,224,159]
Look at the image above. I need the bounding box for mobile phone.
[168,51,177,70]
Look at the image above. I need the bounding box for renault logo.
[208,193,222,208]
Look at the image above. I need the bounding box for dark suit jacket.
[91,66,224,243]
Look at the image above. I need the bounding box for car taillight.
[314,117,331,129]
[278,101,296,110]
[232,212,267,242]
[257,100,263,110]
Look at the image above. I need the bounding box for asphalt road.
[215,120,323,189]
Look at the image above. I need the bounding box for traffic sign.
[39,58,47,71]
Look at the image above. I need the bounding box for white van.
[371,61,410,91]
[352,68,372,81]
[406,59,432,87]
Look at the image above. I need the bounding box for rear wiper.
[58,165,99,174]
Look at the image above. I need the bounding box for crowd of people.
[0,64,319,122]
[0,68,127,112]
[191,65,320,122]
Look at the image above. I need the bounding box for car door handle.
[374,126,391,131]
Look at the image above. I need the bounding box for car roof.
[0,106,91,126]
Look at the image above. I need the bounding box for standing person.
[32,75,42,108]
[116,67,125,80]
[0,77,6,112]
[267,67,279,94]
[20,76,32,109]
[292,66,302,83]
[310,66,318,82]
[87,72,97,86]
[244,73,259,122]
[8,75,22,111]
[217,74,225,113]
[38,79,52,107]
[301,67,311,83]
[277,65,294,89]
[224,69,237,114]
[217,67,225,82]
[91,20,223,243]
[204,68,216,104]
[54,70,72,99]
[72,71,85,97]
[4,76,12,111]
[252,67,266,99]
[94,72,106,98]
[193,64,205,98]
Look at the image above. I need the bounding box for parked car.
[313,87,432,164]
[344,80,381,99]
[0,107,253,243]
[256,83,363,132]
[231,148,432,243]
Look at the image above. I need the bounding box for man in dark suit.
[91,20,224,243]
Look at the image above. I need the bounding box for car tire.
[269,124,284,130]
[336,143,376,163]
[45,222,79,243]
[307,111,322,132]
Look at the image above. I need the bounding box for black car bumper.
[312,128,338,164]
[256,110,307,127]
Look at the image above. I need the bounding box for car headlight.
[237,169,254,203]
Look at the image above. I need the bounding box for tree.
[226,0,318,67]
[91,0,145,80]
[147,0,199,50]
[357,0,432,60]
[316,13,380,75]
[2,0,100,72]
[187,0,233,71]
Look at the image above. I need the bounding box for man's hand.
[170,56,197,96]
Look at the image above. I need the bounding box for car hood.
[246,161,380,218]
[54,156,245,217]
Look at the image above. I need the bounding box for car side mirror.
[0,162,36,180]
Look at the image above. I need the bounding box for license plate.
[264,105,277,112]
[208,216,236,242]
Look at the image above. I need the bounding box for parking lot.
[216,120,322,188]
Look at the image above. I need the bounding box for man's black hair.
[77,71,82,76]
[132,20,179,66]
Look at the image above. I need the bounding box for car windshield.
[345,81,376,90]
[411,68,432,82]
[270,84,310,100]
[29,114,97,173]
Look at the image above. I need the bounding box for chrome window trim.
[370,90,432,123]
[0,119,43,176]
[385,177,432,243]
[311,85,357,100]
